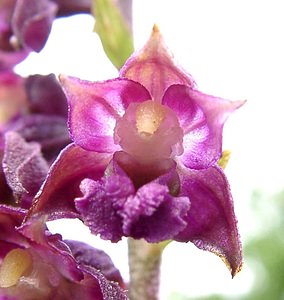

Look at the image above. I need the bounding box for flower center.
[114,100,184,164]
[136,101,165,135]
[0,248,32,288]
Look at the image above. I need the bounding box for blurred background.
[15,0,284,299]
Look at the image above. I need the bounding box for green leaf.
[92,0,134,70]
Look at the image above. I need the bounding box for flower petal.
[120,25,195,102]
[28,143,111,220]
[60,76,151,153]
[25,73,68,117]
[121,182,190,243]
[75,175,135,242]
[65,240,124,287]
[175,165,243,277]
[4,114,70,162]
[11,0,58,52]
[3,132,49,208]
[163,84,245,169]
[4,114,70,161]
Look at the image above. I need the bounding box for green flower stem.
[127,238,169,300]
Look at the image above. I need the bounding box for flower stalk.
[128,238,169,300]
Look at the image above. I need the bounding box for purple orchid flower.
[0,0,57,70]
[0,72,69,208]
[29,26,244,276]
[0,72,70,161]
[0,205,127,299]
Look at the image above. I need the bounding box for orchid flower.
[0,205,127,299]
[0,72,70,207]
[30,26,243,276]
[0,0,58,70]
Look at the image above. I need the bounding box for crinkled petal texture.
[60,75,151,153]
[28,143,112,220]
[175,165,242,277]
[75,165,190,243]
[0,205,128,300]
[2,131,49,208]
[11,0,57,52]
[162,84,245,169]
[120,25,195,102]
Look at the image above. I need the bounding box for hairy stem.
[128,238,168,300]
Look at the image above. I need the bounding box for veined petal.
[163,85,245,169]
[3,132,49,208]
[175,165,243,277]
[120,25,195,102]
[60,76,151,153]
[28,143,111,220]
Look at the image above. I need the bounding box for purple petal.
[79,266,128,300]
[163,84,245,169]
[2,132,49,208]
[0,49,29,70]
[120,25,195,102]
[75,175,135,242]
[11,0,57,52]
[0,206,127,300]
[60,75,151,153]
[121,181,190,242]
[4,114,70,161]
[175,166,243,277]
[0,1,29,69]
[25,74,68,117]
[65,240,124,287]
[0,205,27,257]
[18,216,83,282]
[28,143,111,220]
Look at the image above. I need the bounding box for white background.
[16,0,284,298]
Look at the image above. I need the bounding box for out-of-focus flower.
[0,72,70,207]
[30,26,244,276]
[0,72,70,161]
[0,0,58,70]
[0,205,127,299]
